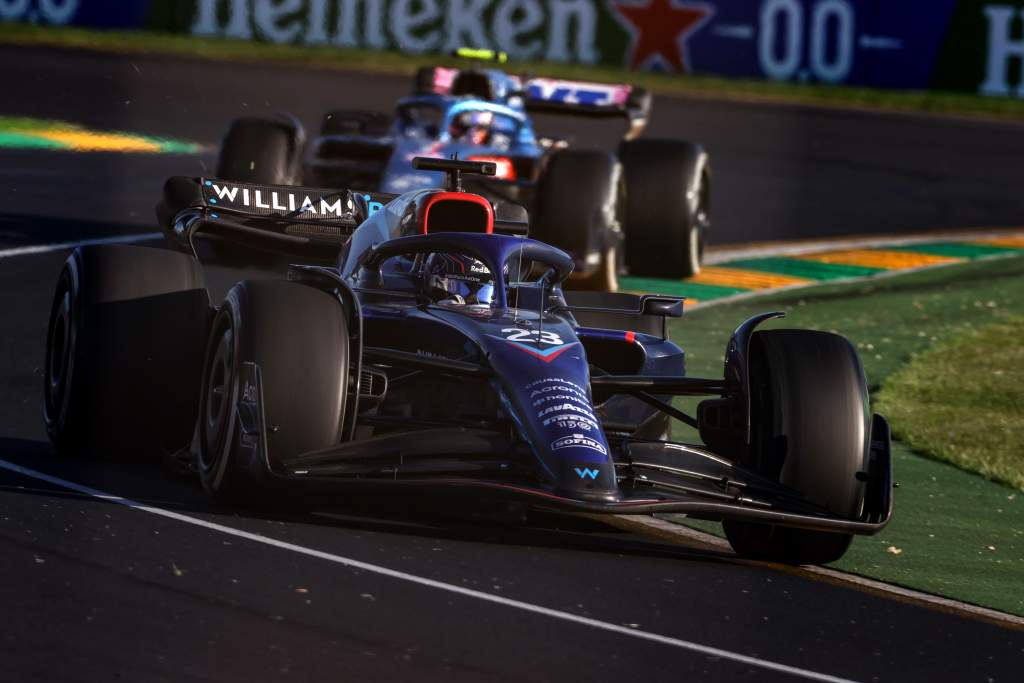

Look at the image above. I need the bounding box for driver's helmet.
[448,109,493,146]
[424,253,495,306]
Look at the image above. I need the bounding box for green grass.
[660,254,1024,615]
[876,318,1024,491]
[6,23,1024,121]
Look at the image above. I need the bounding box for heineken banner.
[5,0,1024,97]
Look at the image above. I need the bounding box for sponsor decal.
[362,194,385,214]
[532,393,590,408]
[526,376,586,391]
[552,434,607,455]
[190,0,605,64]
[574,466,601,480]
[526,77,631,105]
[527,377,588,399]
[0,0,80,25]
[542,414,598,430]
[12,1,1005,96]
[203,180,351,218]
[536,402,597,420]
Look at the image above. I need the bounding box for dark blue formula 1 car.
[214,61,711,291]
[42,158,890,565]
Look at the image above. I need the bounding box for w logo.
[574,467,600,480]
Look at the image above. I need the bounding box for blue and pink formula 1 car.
[214,55,711,291]
[43,158,890,565]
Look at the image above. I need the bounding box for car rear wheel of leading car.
[216,116,304,185]
[197,280,350,503]
[723,330,870,565]
[618,139,710,279]
[43,245,210,459]
[532,149,622,292]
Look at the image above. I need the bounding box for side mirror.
[640,296,684,318]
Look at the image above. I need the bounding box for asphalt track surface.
[2,45,1024,681]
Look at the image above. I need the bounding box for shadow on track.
[0,436,737,568]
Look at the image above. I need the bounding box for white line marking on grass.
[0,458,859,683]
[0,233,161,259]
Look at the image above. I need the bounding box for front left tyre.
[723,330,871,565]
[197,279,350,503]
[43,245,210,459]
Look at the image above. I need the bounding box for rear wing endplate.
[521,78,650,139]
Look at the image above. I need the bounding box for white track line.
[0,233,161,259]
[0,458,858,683]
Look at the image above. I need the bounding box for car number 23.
[501,328,565,345]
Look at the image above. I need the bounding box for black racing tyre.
[413,65,438,94]
[197,280,350,503]
[216,117,303,185]
[723,330,870,565]
[320,109,392,137]
[618,139,710,278]
[42,245,210,459]
[532,149,622,292]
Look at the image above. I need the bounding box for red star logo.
[613,0,712,72]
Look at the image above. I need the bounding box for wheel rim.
[43,272,75,427]
[199,315,235,474]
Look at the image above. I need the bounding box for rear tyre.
[413,66,438,94]
[216,116,304,185]
[43,245,210,459]
[197,280,350,504]
[723,330,869,565]
[618,139,710,278]
[532,149,622,292]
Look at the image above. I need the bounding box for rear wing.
[417,66,650,140]
[522,78,650,139]
[156,176,397,254]
[156,175,530,256]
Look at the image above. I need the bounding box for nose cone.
[479,322,619,501]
